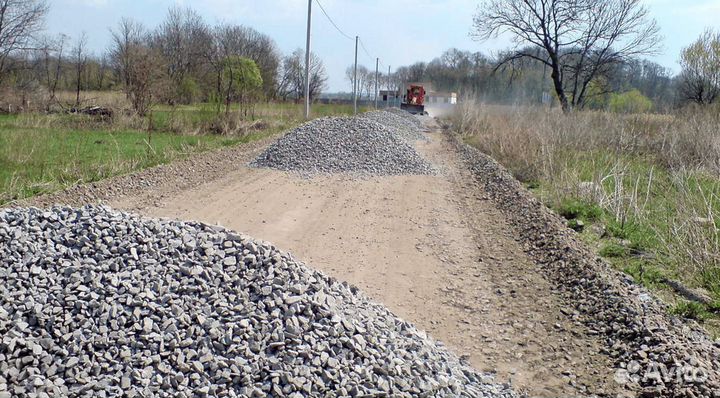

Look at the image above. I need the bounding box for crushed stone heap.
[250,116,433,176]
[0,206,517,398]
[360,110,428,142]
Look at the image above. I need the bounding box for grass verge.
[456,103,720,336]
[0,103,359,204]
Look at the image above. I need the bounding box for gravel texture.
[386,108,425,131]
[452,135,720,398]
[360,110,428,142]
[0,205,516,398]
[250,116,433,176]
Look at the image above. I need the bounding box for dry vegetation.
[455,102,720,328]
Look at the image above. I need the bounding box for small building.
[379,90,401,103]
[426,91,457,105]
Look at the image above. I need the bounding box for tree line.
[373,0,718,113]
[1,0,717,115]
[0,1,328,114]
[372,48,677,112]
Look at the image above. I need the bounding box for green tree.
[680,29,720,105]
[219,56,262,116]
[583,78,611,110]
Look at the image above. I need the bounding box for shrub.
[609,89,653,114]
[178,77,200,104]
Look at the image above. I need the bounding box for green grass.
[556,198,603,221]
[599,242,628,258]
[0,102,360,204]
[538,150,720,330]
[0,122,240,202]
[671,300,711,321]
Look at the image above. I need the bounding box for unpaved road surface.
[107,124,623,397]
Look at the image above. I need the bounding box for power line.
[360,37,387,71]
[313,0,386,72]
[314,0,354,41]
[359,38,375,62]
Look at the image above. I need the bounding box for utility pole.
[374,58,379,109]
[388,65,391,109]
[353,36,358,115]
[304,0,312,119]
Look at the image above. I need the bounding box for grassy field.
[0,102,359,204]
[456,103,720,333]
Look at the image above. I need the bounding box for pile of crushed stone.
[360,110,427,142]
[249,116,433,176]
[0,205,517,398]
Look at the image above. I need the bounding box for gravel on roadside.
[451,133,720,398]
[0,205,517,398]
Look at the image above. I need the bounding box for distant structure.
[425,90,457,117]
[378,83,459,114]
[379,90,402,107]
[426,91,457,105]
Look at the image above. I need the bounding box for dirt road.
[109,125,622,397]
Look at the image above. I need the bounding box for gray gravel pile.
[250,116,433,176]
[360,110,427,142]
[386,108,425,130]
[452,135,720,398]
[0,205,516,398]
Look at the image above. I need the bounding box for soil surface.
[90,124,624,397]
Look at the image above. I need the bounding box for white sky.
[46,0,720,92]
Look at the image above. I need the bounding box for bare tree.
[110,19,166,116]
[109,18,145,97]
[276,53,300,101]
[472,0,661,112]
[0,0,48,84]
[96,54,109,89]
[277,49,326,102]
[153,6,213,103]
[306,51,327,100]
[125,43,165,117]
[72,32,88,107]
[679,29,720,105]
[346,65,369,98]
[38,33,67,106]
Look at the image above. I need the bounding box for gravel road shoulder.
[452,131,720,398]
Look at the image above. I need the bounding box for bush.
[671,300,708,321]
[178,77,200,104]
[609,89,653,114]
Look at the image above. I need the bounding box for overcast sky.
[46,0,720,92]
